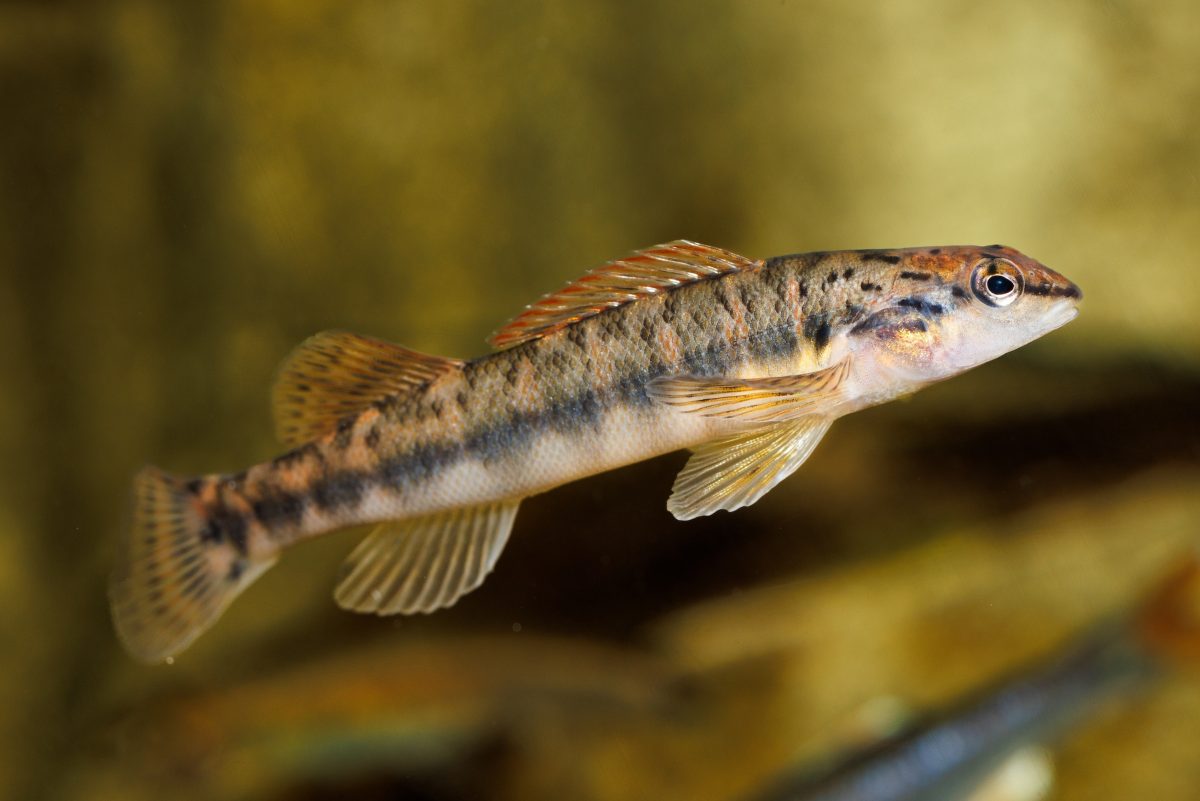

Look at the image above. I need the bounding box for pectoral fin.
[668,417,833,519]
[334,500,520,615]
[648,360,849,424]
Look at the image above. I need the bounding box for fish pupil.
[986,275,1015,296]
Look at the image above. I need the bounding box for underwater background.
[2,1,1199,799]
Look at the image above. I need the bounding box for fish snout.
[1024,262,1082,303]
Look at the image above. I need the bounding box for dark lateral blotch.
[253,492,305,528]
[898,270,931,281]
[803,313,832,352]
[897,296,946,317]
[311,471,365,510]
[364,425,381,450]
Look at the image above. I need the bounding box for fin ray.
[668,417,834,520]
[334,501,520,615]
[649,360,850,424]
[272,331,463,448]
[109,468,277,663]
[489,241,759,349]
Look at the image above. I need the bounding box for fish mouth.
[1043,300,1080,333]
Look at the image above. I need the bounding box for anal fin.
[668,417,834,520]
[335,500,520,615]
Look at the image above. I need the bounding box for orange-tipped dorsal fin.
[488,240,760,350]
[272,331,463,448]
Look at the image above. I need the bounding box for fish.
[742,553,1200,801]
[109,240,1082,662]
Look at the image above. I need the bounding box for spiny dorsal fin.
[668,417,834,520]
[648,360,850,424]
[272,331,463,448]
[334,500,520,615]
[489,240,760,350]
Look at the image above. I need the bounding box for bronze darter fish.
[110,241,1081,662]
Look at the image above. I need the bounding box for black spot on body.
[861,281,883,292]
[253,491,305,528]
[899,271,932,281]
[206,506,248,555]
[364,425,381,450]
[897,297,946,317]
[311,471,365,510]
[929,248,942,255]
[200,521,221,544]
[827,270,838,286]
[379,442,459,489]
[863,252,902,265]
[851,312,928,336]
[803,313,832,352]
[843,267,855,280]
[333,418,355,450]
[951,286,969,299]
[1025,282,1081,299]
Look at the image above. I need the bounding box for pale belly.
[326,402,729,528]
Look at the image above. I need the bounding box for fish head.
[850,245,1081,387]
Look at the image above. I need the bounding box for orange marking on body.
[728,287,751,342]
[512,354,541,414]
[785,275,803,328]
[657,323,684,366]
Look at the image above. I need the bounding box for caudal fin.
[109,467,277,663]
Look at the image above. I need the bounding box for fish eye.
[971,260,1023,308]
[986,275,1015,296]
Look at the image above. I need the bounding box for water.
[3,2,1199,799]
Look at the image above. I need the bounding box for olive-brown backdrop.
[2,2,1198,800]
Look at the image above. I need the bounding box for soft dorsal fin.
[334,500,520,615]
[272,331,463,448]
[488,240,760,350]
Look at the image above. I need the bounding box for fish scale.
[109,240,1082,662]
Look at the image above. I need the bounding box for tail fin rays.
[109,467,276,664]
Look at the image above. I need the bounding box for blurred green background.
[2,1,1199,799]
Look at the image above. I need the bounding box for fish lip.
[1044,300,1080,332]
